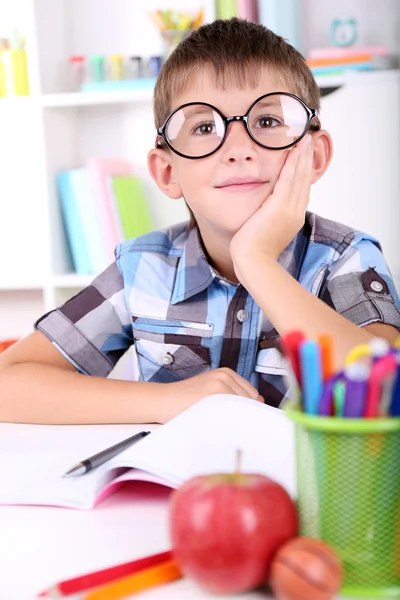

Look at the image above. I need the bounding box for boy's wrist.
[232,250,278,284]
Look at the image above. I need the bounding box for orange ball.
[269,537,343,600]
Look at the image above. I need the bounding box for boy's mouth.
[215,176,269,192]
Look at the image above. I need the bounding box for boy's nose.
[220,121,258,163]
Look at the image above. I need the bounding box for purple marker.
[318,372,342,416]
[343,362,369,418]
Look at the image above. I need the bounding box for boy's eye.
[255,115,281,129]
[193,121,216,135]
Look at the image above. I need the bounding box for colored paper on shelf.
[310,62,374,75]
[86,158,133,262]
[57,171,92,275]
[308,45,390,59]
[307,54,372,68]
[109,175,153,240]
[69,168,109,274]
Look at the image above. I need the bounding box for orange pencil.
[318,334,334,382]
[192,7,204,29]
[82,559,182,600]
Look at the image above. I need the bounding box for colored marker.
[333,380,346,417]
[299,339,323,415]
[343,362,369,418]
[369,337,390,362]
[344,343,370,367]
[379,374,396,416]
[280,330,305,385]
[317,334,334,382]
[344,337,390,367]
[364,354,397,418]
[318,372,341,416]
[390,355,400,417]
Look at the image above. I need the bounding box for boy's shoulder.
[115,220,190,261]
[306,211,381,258]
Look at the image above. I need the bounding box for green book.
[110,175,153,240]
[216,0,237,19]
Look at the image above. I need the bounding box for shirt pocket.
[254,347,287,376]
[254,346,288,409]
[132,317,212,383]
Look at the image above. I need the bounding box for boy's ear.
[311,129,333,184]
[147,148,183,199]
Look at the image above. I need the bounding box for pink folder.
[87,158,134,263]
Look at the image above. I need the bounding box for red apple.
[169,472,298,594]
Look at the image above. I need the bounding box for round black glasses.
[156,92,321,160]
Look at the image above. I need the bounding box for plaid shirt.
[36,212,400,409]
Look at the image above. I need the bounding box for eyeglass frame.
[155,91,321,160]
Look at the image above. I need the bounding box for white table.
[0,424,355,600]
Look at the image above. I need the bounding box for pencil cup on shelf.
[0,48,29,96]
[160,29,192,58]
[285,404,400,598]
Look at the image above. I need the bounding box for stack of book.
[57,158,153,275]
[307,45,393,77]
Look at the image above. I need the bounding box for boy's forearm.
[235,254,372,369]
[0,362,163,425]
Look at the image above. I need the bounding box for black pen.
[62,431,151,478]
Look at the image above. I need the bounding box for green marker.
[333,380,346,417]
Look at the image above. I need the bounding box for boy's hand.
[230,134,313,265]
[154,368,263,423]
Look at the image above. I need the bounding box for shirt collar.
[170,219,311,305]
[171,225,214,304]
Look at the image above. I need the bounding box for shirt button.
[371,281,384,292]
[236,309,249,323]
[163,353,174,365]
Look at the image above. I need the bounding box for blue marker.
[390,356,400,417]
[299,340,323,415]
[343,362,369,418]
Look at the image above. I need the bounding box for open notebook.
[0,394,295,510]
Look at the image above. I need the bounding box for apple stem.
[235,448,242,480]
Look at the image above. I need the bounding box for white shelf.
[41,87,155,108]
[315,68,400,89]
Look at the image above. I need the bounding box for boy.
[1,19,399,424]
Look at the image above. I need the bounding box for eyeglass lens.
[164,94,310,158]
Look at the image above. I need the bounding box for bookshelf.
[1,0,400,341]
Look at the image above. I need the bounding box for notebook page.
[0,424,154,509]
[104,394,296,497]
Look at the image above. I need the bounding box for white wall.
[301,0,400,57]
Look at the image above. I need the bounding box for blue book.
[69,168,109,274]
[258,0,301,50]
[57,171,93,274]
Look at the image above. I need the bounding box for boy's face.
[149,66,321,240]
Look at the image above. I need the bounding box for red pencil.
[280,330,305,385]
[37,550,172,597]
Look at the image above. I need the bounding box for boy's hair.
[153,17,321,227]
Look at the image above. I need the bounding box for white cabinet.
[309,70,400,288]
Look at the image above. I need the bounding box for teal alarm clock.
[330,18,358,47]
